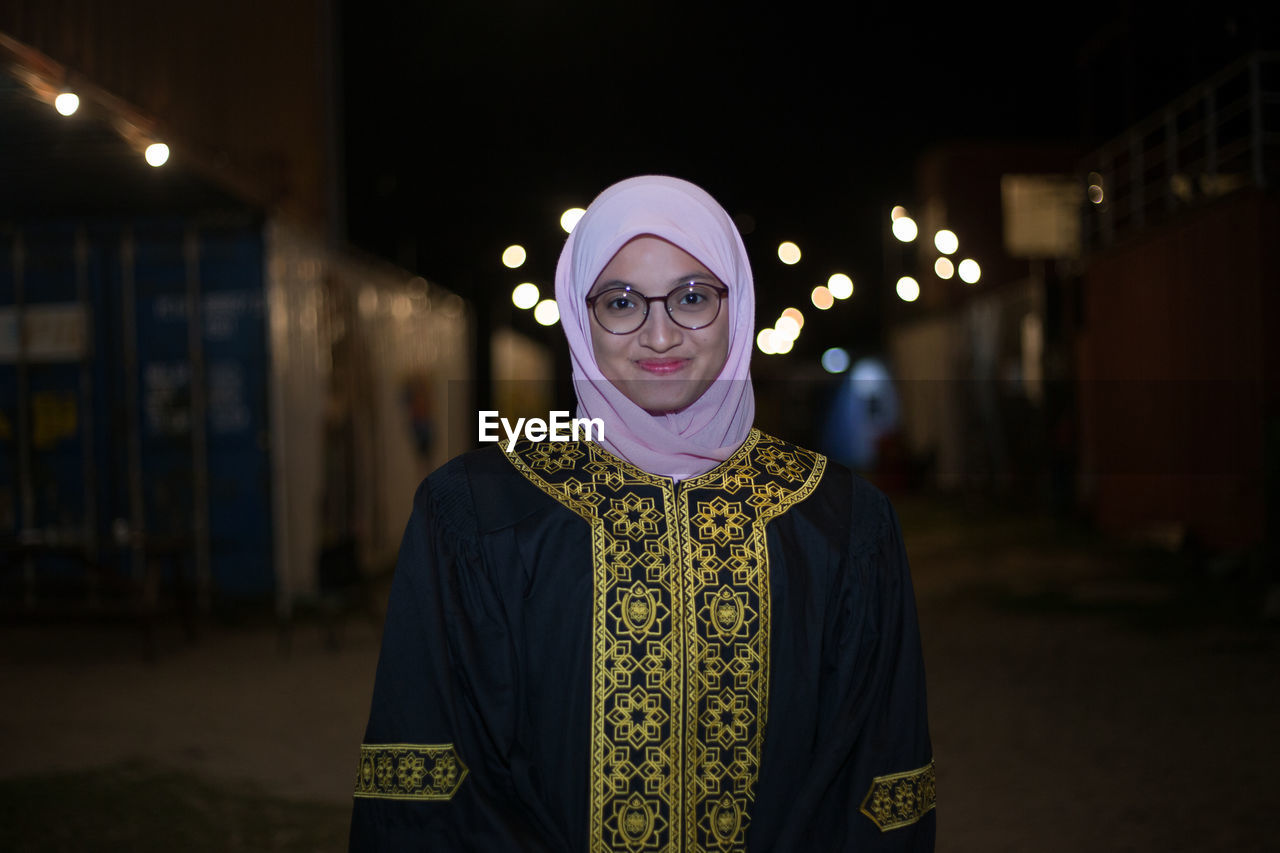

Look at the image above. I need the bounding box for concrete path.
[1,500,1275,851]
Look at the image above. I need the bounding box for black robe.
[350,429,934,851]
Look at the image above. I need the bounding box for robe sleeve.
[770,480,936,851]
[348,476,559,852]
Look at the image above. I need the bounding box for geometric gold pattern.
[353,743,469,801]
[506,428,825,851]
[858,759,937,832]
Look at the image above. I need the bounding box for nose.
[638,305,683,352]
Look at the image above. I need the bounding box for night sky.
[340,1,1277,359]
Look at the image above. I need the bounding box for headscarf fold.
[554,175,755,480]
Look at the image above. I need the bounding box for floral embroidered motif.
[354,744,469,801]
[527,442,586,473]
[605,493,663,541]
[691,497,749,546]
[506,429,826,852]
[859,760,936,831]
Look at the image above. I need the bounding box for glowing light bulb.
[774,315,800,341]
[145,143,169,167]
[821,347,851,374]
[534,299,560,325]
[1088,172,1104,204]
[891,216,918,242]
[560,208,585,233]
[896,276,920,302]
[512,282,540,309]
[532,298,558,325]
[780,307,804,330]
[827,273,854,300]
[502,245,527,268]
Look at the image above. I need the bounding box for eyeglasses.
[584,282,729,335]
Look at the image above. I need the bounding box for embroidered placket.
[507,431,824,852]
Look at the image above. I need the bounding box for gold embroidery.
[353,743,469,801]
[506,429,826,852]
[859,760,936,831]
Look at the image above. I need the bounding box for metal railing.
[1082,51,1280,250]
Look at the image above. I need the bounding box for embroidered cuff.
[354,743,468,801]
[859,759,936,831]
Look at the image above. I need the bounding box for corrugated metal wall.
[1078,189,1277,549]
[0,217,471,617]
[265,221,470,617]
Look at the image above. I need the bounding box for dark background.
[341,1,1278,357]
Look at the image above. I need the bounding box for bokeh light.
[144,143,169,167]
[780,307,804,330]
[756,328,777,354]
[934,257,955,279]
[896,276,920,302]
[534,299,560,325]
[827,273,854,300]
[774,315,800,341]
[512,282,540,309]
[811,286,834,310]
[1088,172,1105,204]
[958,259,981,284]
[821,347,851,374]
[777,241,801,265]
[890,205,908,221]
[933,229,958,254]
[502,245,527,268]
[560,208,586,233]
[891,216,918,242]
[54,93,79,116]
[772,335,794,355]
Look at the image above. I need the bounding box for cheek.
[706,320,731,375]
[589,322,623,376]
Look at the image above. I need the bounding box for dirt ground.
[2,497,1276,851]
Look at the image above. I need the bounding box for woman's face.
[587,236,731,415]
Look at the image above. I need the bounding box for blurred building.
[888,51,1279,554]
[0,4,472,622]
[1075,52,1278,551]
[885,141,1082,503]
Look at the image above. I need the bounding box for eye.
[674,284,717,307]
[601,290,637,312]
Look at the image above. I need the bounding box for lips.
[635,359,689,375]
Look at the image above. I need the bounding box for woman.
[350,176,935,851]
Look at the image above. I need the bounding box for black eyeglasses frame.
[583,283,729,335]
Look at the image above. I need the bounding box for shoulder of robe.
[421,444,567,539]
[753,431,894,560]
[845,469,898,561]
[748,431,852,522]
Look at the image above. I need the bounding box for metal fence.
[1082,51,1280,251]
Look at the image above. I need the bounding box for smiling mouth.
[635,359,689,375]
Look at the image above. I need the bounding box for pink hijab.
[554,175,755,480]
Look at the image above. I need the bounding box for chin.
[621,379,710,416]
